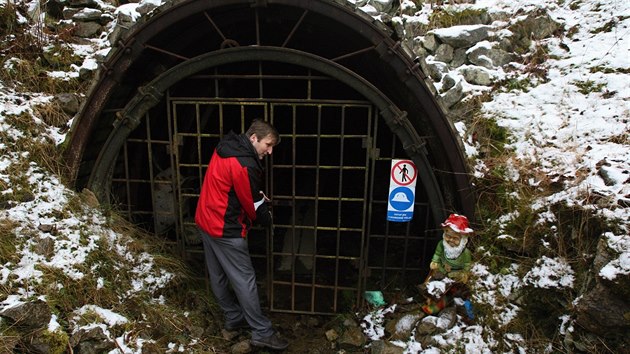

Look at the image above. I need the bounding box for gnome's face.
[443,227,468,259]
[443,228,463,247]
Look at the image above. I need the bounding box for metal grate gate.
[109,62,438,315]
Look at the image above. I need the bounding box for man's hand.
[430,261,439,270]
[260,191,270,202]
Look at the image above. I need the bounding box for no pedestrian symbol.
[387,159,417,222]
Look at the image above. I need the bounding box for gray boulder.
[459,65,494,86]
[430,25,492,49]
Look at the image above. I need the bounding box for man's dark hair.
[246,119,280,144]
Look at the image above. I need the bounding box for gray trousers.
[201,233,273,340]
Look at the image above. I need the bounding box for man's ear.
[249,134,257,143]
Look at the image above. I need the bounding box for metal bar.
[258,61,264,99]
[168,91,185,251]
[331,46,376,63]
[168,97,369,106]
[195,94,203,196]
[357,105,374,306]
[123,142,132,220]
[144,44,189,61]
[282,9,308,48]
[146,112,159,237]
[188,74,333,80]
[255,8,260,46]
[292,104,299,311]
[333,106,346,312]
[312,104,322,312]
[307,69,312,100]
[203,11,227,41]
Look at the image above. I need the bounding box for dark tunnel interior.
[106,60,440,314]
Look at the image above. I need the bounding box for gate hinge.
[113,85,162,130]
[388,105,408,126]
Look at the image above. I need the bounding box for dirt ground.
[269,313,347,354]
[223,312,366,354]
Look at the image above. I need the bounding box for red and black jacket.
[195,132,272,238]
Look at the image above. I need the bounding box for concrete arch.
[88,46,447,223]
[65,0,475,224]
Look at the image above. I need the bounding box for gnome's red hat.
[441,214,473,234]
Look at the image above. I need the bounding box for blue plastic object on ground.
[364,291,386,306]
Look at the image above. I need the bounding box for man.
[195,119,288,350]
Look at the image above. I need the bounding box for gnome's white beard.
[443,235,468,259]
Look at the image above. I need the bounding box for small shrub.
[39,329,70,354]
[0,158,34,205]
[3,112,71,181]
[590,65,630,74]
[427,8,489,29]
[590,19,616,34]
[0,218,19,264]
[410,8,489,34]
[0,56,82,93]
[41,43,83,71]
[469,115,509,160]
[34,102,71,129]
[569,0,582,11]
[0,1,18,37]
[496,76,533,93]
[573,79,606,95]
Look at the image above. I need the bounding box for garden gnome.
[430,213,474,283]
[421,213,475,319]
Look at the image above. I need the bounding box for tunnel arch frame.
[88,45,447,224]
[65,0,475,228]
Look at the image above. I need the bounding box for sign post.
[387,159,417,222]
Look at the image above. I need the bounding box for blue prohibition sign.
[389,187,414,211]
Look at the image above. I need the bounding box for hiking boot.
[250,332,289,350]
[224,319,249,331]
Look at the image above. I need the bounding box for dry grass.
[34,102,72,129]
[2,111,71,183]
[0,218,20,266]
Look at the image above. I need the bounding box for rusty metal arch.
[65,0,475,223]
[88,46,447,224]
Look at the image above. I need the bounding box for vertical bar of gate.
[313,104,322,313]
[195,101,203,203]
[357,106,374,307]
[171,102,182,251]
[122,142,131,221]
[333,106,347,312]
[291,104,297,312]
[145,112,160,242]
[381,131,399,282]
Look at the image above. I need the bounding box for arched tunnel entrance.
[65,0,475,315]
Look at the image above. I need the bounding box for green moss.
[427,8,489,29]
[40,329,69,354]
[569,0,582,10]
[0,219,19,265]
[516,287,572,339]
[590,18,619,34]
[589,65,630,74]
[497,76,533,93]
[573,79,606,94]
[471,116,509,159]
[42,44,83,70]
[0,53,82,94]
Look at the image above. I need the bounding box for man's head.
[246,119,280,159]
